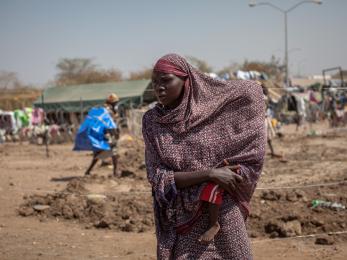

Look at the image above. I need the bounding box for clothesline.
[1,180,346,197]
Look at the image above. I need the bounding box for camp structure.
[33,79,154,112]
[33,80,155,126]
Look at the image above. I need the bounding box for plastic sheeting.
[73,107,117,152]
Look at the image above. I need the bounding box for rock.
[295,190,306,198]
[281,214,299,222]
[301,196,309,203]
[270,231,279,238]
[139,163,146,170]
[33,205,50,211]
[315,235,334,245]
[84,224,93,229]
[249,232,258,238]
[65,194,78,205]
[32,197,47,205]
[265,221,282,235]
[120,170,136,178]
[265,220,302,237]
[94,220,110,228]
[286,193,298,202]
[18,206,34,217]
[62,205,74,219]
[311,218,324,227]
[261,190,281,201]
[122,214,130,220]
[250,213,261,220]
[86,194,107,204]
[142,218,152,226]
[39,216,47,222]
[282,220,302,237]
[312,207,323,213]
[122,223,134,232]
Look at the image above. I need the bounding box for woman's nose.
[154,84,165,91]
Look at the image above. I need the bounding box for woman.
[142,54,265,259]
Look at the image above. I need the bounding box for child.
[198,161,240,243]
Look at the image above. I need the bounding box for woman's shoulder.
[228,79,263,99]
[142,108,158,132]
[228,79,261,89]
[143,108,154,123]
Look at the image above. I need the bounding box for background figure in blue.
[74,94,120,177]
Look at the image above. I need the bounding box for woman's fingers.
[225,167,243,183]
[218,181,232,195]
[234,174,243,183]
[227,165,240,171]
[224,185,233,195]
[228,181,236,191]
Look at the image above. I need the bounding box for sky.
[0,0,346,86]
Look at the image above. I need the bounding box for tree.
[128,68,153,80]
[241,55,284,81]
[55,58,122,86]
[0,71,22,89]
[186,56,213,73]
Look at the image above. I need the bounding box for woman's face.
[152,71,185,109]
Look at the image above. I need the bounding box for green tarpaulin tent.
[33,80,153,112]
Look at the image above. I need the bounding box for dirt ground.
[1,123,347,259]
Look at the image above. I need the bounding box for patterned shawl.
[142,54,265,258]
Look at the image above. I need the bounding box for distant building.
[308,75,331,80]
[291,77,324,87]
[33,79,155,126]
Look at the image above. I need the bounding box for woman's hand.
[209,166,243,195]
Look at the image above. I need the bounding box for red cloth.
[200,183,224,205]
[153,59,188,78]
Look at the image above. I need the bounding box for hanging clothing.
[31,108,44,125]
[0,112,17,133]
[14,109,29,128]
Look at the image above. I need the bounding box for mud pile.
[17,132,347,241]
[19,176,347,239]
[248,184,347,240]
[117,137,147,179]
[18,177,154,232]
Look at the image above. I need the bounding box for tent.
[33,80,153,112]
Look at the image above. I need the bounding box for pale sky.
[1,0,346,86]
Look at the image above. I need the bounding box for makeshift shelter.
[0,111,17,133]
[33,80,153,113]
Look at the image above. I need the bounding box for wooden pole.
[80,97,84,123]
[41,94,49,158]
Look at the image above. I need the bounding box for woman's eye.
[163,78,173,83]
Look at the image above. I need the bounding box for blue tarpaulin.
[73,107,117,151]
